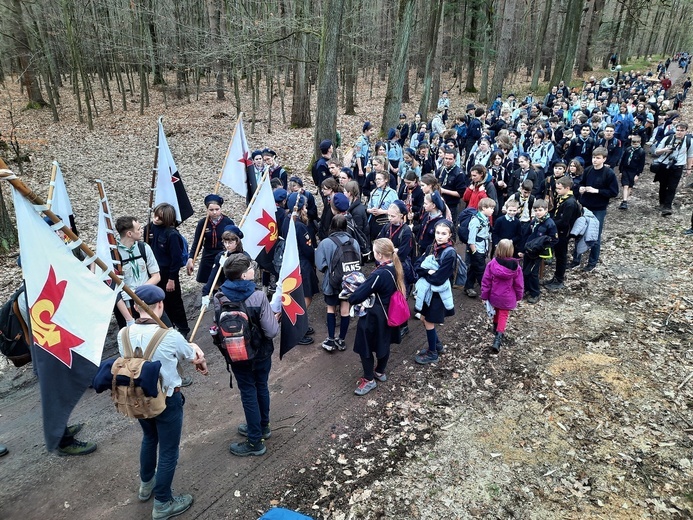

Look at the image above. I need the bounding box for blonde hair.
[495,238,514,258]
[372,238,405,295]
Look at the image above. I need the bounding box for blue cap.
[204,194,224,206]
[223,225,243,239]
[273,188,288,203]
[251,149,263,159]
[387,128,397,141]
[332,193,349,212]
[287,192,306,210]
[134,284,165,305]
[319,140,333,153]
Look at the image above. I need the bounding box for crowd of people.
[6,57,692,520]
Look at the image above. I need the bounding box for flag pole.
[188,252,229,342]
[147,116,163,245]
[45,161,58,211]
[0,162,167,329]
[96,179,122,275]
[191,112,243,267]
[238,167,271,228]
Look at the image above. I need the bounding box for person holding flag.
[186,194,235,283]
[200,226,249,307]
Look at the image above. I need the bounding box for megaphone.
[601,77,616,88]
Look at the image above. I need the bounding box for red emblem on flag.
[256,209,278,253]
[238,151,253,168]
[281,266,305,325]
[30,267,84,367]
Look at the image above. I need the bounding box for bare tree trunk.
[314,0,345,158]
[11,0,46,105]
[550,0,584,86]
[291,0,311,128]
[583,0,605,69]
[0,159,18,253]
[575,0,594,75]
[418,0,444,116]
[491,0,517,97]
[531,0,552,91]
[382,0,416,134]
[343,0,357,115]
[465,0,479,92]
[478,1,492,103]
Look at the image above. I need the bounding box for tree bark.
[290,0,311,128]
[491,0,517,97]
[465,0,479,92]
[381,0,416,134]
[575,0,594,76]
[418,0,444,116]
[0,159,18,253]
[550,0,584,86]
[11,0,46,105]
[531,0,552,91]
[314,0,345,158]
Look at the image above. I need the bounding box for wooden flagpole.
[146,116,163,244]
[0,161,166,329]
[188,251,229,342]
[96,179,122,275]
[45,161,58,211]
[191,112,244,267]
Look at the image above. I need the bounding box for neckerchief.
[531,214,548,232]
[208,215,224,248]
[554,192,573,212]
[433,241,453,259]
[118,241,141,279]
[388,223,405,241]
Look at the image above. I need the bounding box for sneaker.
[180,376,193,387]
[540,277,557,287]
[684,228,693,235]
[66,423,84,437]
[57,439,97,456]
[661,208,673,216]
[464,288,478,298]
[335,338,347,351]
[526,294,541,304]
[322,338,337,352]
[229,440,266,457]
[414,350,439,365]
[152,494,194,520]
[569,261,581,270]
[374,371,387,382]
[138,476,156,502]
[582,264,596,273]
[298,335,314,345]
[400,325,410,337]
[237,423,272,439]
[545,281,564,291]
[354,378,377,396]
[305,326,315,336]
[619,200,628,210]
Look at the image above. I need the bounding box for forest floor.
[0,63,692,519]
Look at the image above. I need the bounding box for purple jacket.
[480,258,524,310]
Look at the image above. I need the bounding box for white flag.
[239,174,278,259]
[154,119,194,223]
[95,195,116,278]
[47,161,76,230]
[219,117,253,198]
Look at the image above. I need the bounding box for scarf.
[208,215,224,249]
[433,240,453,258]
[220,279,256,303]
[118,241,141,279]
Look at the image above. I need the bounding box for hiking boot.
[540,277,557,287]
[354,378,377,396]
[180,376,193,387]
[66,423,84,437]
[374,371,387,382]
[583,264,596,273]
[661,208,673,216]
[491,332,503,354]
[526,294,541,304]
[298,335,314,345]
[619,200,628,210]
[57,439,97,456]
[152,494,194,520]
[139,476,156,502]
[335,338,347,351]
[684,228,693,236]
[569,261,581,270]
[322,338,337,352]
[465,288,478,298]
[229,440,266,457]
[305,326,315,335]
[0,444,7,457]
[546,281,565,291]
[414,350,439,365]
[237,423,272,440]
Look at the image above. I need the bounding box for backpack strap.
[119,326,134,357]
[143,328,170,360]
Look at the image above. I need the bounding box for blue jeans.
[138,392,184,503]
[231,356,272,444]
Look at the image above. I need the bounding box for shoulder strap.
[143,328,170,360]
[119,326,134,357]
[137,241,147,264]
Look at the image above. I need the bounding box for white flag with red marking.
[239,174,278,260]
[219,117,254,198]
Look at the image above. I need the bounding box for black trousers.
[658,166,684,209]
[553,236,569,283]
[523,256,541,297]
[157,273,190,337]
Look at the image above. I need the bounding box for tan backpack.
[112,327,169,419]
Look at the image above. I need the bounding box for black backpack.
[120,241,147,270]
[328,235,362,289]
[213,293,258,364]
[457,207,480,244]
[345,214,371,257]
[0,284,32,368]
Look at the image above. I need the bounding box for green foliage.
[24,101,43,110]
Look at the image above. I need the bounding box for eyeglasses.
[245,261,258,273]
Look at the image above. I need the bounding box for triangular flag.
[273,216,308,359]
[239,175,278,260]
[47,161,78,234]
[155,119,194,223]
[219,117,256,202]
[13,188,117,451]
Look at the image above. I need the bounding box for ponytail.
[372,238,405,294]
